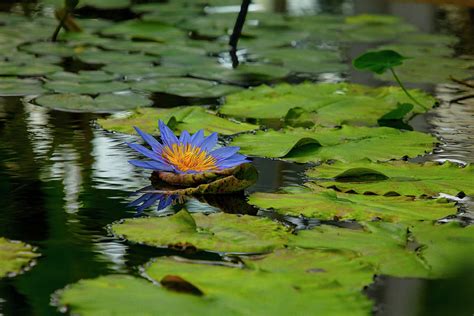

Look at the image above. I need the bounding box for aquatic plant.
[128,120,249,174]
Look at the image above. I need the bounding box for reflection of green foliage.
[307,160,474,197]
[0,238,39,278]
[249,185,456,222]
[98,106,258,135]
[112,210,289,253]
[231,126,436,163]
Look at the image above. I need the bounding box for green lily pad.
[410,222,474,277]
[289,221,430,277]
[377,43,453,58]
[306,160,474,197]
[0,237,39,278]
[220,82,434,125]
[34,92,152,113]
[98,106,258,136]
[231,126,436,163]
[129,77,242,98]
[102,63,188,80]
[188,64,291,85]
[101,20,185,43]
[376,55,474,84]
[19,42,77,57]
[79,0,130,9]
[111,210,289,253]
[46,71,120,82]
[44,80,129,94]
[0,62,62,76]
[353,50,407,74]
[76,50,159,65]
[0,78,46,96]
[249,185,455,222]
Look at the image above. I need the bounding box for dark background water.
[0,1,473,315]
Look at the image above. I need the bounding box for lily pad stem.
[51,10,69,42]
[390,67,424,108]
[229,0,251,68]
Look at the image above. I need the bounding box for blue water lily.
[128,120,250,174]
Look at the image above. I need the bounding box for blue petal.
[158,120,179,147]
[128,193,152,207]
[217,154,250,169]
[190,129,204,146]
[127,143,165,163]
[210,146,240,161]
[199,132,218,152]
[137,194,161,212]
[128,160,174,171]
[134,127,162,152]
[179,130,191,145]
[157,195,175,210]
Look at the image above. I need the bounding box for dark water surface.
[0,1,473,315]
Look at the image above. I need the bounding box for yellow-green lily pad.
[0,237,39,278]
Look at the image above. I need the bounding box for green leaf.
[0,78,46,96]
[129,77,242,98]
[0,62,62,76]
[34,92,152,113]
[76,50,159,65]
[102,63,187,80]
[98,106,258,136]
[20,42,77,57]
[44,80,129,94]
[0,237,39,278]
[378,102,414,121]
[231,126,436,163]
[220,82,434,125]
[111,210,289,253]
[249,185,456,223]
[101,20,185,43]
[353,50,408,74]
[289,221,430,277]
[306,160,474,197]
[46,71,120,83]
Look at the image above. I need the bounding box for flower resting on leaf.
[128,120,250,174]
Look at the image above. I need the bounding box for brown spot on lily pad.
[168,242,198,254]
[160,275,204,296]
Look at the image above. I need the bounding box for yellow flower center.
[161,143,217,173]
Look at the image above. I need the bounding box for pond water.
[0,0,473,315]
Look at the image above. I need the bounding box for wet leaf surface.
[0,238,39,278]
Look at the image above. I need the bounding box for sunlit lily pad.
[98,106,258,135]
[189,64,291,85]
[44,80,129,94]
[289,221,430,277]
[101,20,185,43]
[111,210,289,253]
[231,126,436,163]
[129,77,242,98]
[34,92,152,113]
[220,82,434,125]
[0,78,46,96]
[0,237,39,278]
[249,185,455,222]
[306,160,474,197]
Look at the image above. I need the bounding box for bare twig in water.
[450,76,474,89]
[229,0,251,68]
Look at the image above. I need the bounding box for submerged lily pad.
[306,160,474,197]
[98,106,258,135]
[130,77,242,98]
[111,210,289,253]
[0,78,46,96]
[0,237,39,278]
[249,185,455,222]
[220,82,434,126]
[34,92,152,113]
[231,126,436,163]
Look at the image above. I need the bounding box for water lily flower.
[128,120,250,174]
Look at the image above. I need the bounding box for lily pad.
[231,126,436,163]
[111,210,289,253]
[46,70,120,82]
[289,221,430,277]
[98,106,258,135]
[0,237,39,278]
[79,0,130,9]
[34,92,152,113]
[102,63,187,80]
[249,185,455,222]
[76,50,159,65]
[353,50,407,74]
[101,20,185,43]
[129,77,242,98]
[0,78,46,96]
[0,62,62,76]
[19,42,77,57]
[220,82,434,126]
[188,64,291,86]
[306,160,474,197]
[44,80,129,94]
